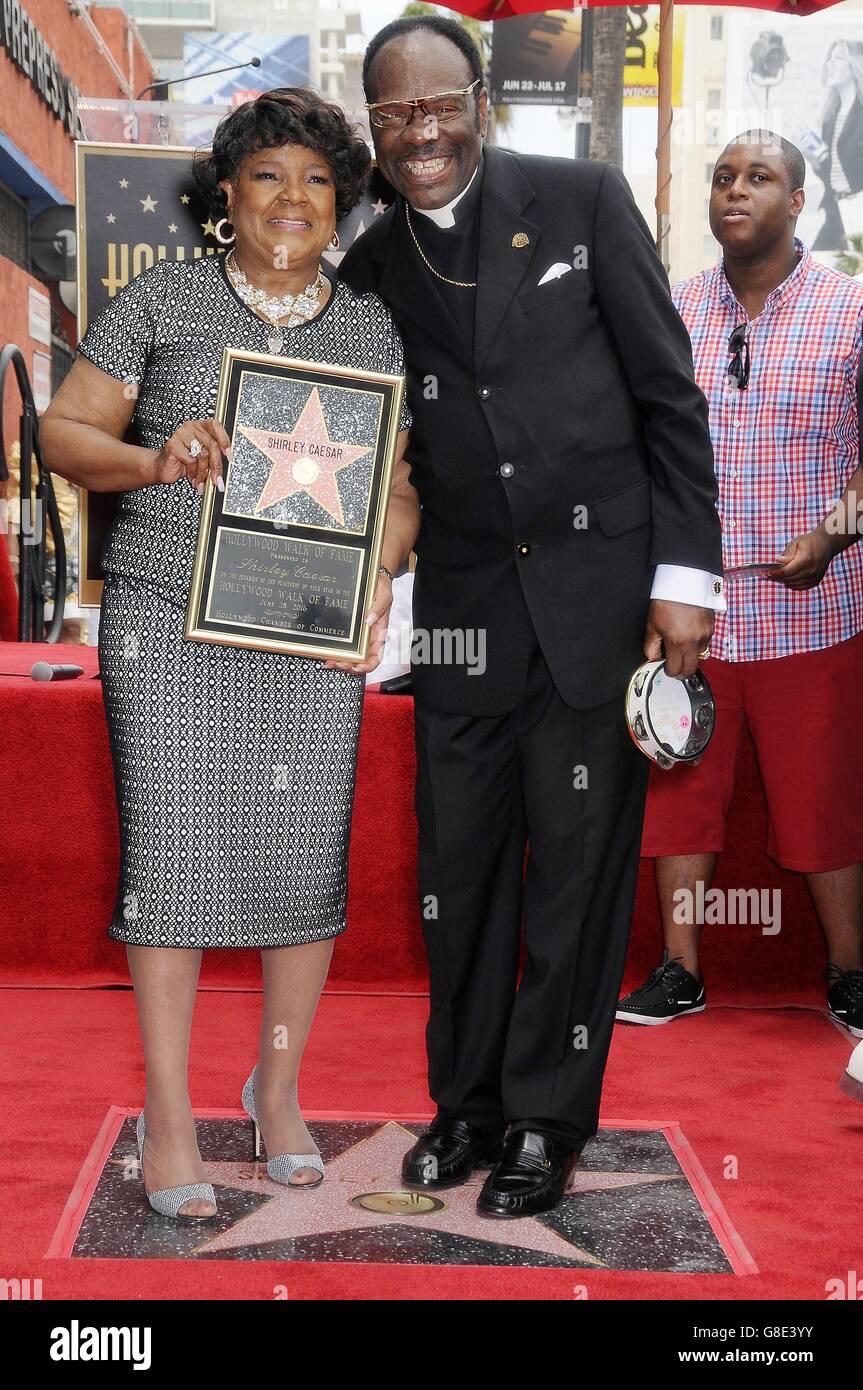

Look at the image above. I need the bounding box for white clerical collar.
[412,159,481,228]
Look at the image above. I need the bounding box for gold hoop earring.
[214,217,236,245]
[327,229,340,251]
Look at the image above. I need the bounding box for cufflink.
[713,579,723,596]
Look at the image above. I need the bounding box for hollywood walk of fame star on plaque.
[58,1114,749,1274]
[185,348,405,663]
[226,380,381,533]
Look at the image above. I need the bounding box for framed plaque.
[185,348,405,662]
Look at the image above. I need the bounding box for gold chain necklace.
[404,203,477,289]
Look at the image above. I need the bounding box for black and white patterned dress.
[78,253,411,949]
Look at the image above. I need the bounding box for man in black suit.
[339,15,724,1219]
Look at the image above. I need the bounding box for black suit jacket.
[339,146,722,714]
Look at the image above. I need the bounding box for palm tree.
[589,8,627,166]
[836,234,863,278]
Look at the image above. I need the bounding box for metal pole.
[577,8,593,160]
[655,0,674,272]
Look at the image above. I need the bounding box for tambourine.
[625,659,715,769]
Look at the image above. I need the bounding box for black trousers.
[413,637,651,1150]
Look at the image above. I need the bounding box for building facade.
[97,0,364,105]
[0,0,155,419]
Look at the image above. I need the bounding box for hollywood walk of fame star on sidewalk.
[239,387,372,526]
[189,1122,681,1266]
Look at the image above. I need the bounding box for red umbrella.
[439,0,845,265]
[455,0,837,15]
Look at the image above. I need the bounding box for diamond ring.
[189,438,202,459]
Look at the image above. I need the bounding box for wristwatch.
[378,565,394,583]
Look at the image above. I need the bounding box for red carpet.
[0,640,827,1003]
[1,636,851,1300]
[0,986,859,1300]
[0,536,17,642]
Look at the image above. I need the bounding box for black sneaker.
[616,949,706,1025]
[826,964,863,1039]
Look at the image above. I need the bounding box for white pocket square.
[537,262,572,286]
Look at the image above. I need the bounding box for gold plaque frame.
[185,347,404,662]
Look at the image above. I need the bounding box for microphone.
[136,57,262,101]
[31,662,85,682]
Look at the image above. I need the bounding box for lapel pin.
[512,232,530,248]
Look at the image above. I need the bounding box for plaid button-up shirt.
[672,239,863,662]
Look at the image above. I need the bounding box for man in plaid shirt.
[618,131,863,1036]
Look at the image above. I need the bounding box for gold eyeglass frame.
[365,79,481,129]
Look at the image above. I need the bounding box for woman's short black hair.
[193,88,371,221]
[363,16,484,101]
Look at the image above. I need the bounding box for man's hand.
[644,599,715,679]
[766,527,836,590]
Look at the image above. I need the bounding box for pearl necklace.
[225,251,326,352]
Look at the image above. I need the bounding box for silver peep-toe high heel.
[136,1113,217,1220]
[241,1066,324,1187]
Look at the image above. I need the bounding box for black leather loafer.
[402,1116,505,1189]
[476,1129,580,1218]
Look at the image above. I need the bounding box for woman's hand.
[150,418,232,493]
[322,573,394,676]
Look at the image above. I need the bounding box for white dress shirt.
[412,161,481,228]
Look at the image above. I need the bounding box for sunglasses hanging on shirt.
[727,323,751,391]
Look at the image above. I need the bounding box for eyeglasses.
[365,80,480,130]
[727,323,751,390]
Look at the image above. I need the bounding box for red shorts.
[641,632,863,873]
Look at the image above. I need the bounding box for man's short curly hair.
[193,88,371,221]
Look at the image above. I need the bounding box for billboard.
[490,10,582,107]
[726,13,863,256]
[489,7,683,109]
[624,5,685,108]
[182,31,310,106]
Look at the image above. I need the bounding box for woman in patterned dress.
[41,91,419,1219]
